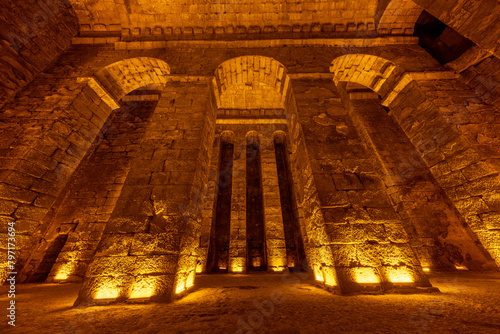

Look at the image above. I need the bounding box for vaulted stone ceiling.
[69,0,380,33]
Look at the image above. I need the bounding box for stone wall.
[27,97,160,283]
[70,0,378,37]
[459,55,500,109]
[412,0,500,58]
[0,0,79,109]
[1,42,498,300]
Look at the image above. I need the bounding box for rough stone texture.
[32,98,160,283]
[0,0,79,109]
[377,0,423,35]
[292,78,431,292]
[69,0,379,38]
[0,76,114,283]
[412,0,500,58]
[0,7,499,303]
[458,55,500,109]
[330,53,500,267]
[346,91,495,270]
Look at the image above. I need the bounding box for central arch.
[212,56,291,110]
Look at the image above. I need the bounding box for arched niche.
[82,57,171,107]
[212,56,292,110]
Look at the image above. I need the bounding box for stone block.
[130,232,181,255]
[0,183,38,204]
[326,223,366,244]
[95,234,133,257]
[480,212,500,230]
[133,255,178,275]
[87,256,137,277]
[318,191,350,207]
[332,173,364,190]
[385,223,409,243]
[0,200,18,216]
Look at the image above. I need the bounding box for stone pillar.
[228,139,247,273]
[0,78,117,284]
[260,135,288,272]
[196,137,220,273]
[74,81,213,305]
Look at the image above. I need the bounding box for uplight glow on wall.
[353,267,380,284]
[386,267,414,283]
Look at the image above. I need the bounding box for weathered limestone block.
[130,233,181,256]
[327,223,366,244]
[385,223,410,243]
[86,256,137,277]
[378,244,420,267]
[95,234,134,257]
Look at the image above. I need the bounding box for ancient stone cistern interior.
[0,0,500,333]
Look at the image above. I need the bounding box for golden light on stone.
[231,266,244,273]
[129,278,157,300]
[95,287,120,300]
[386,267,414,283]
[186,271,195,289]
[314,265,324,283]
[93,278,122,302]
[54,271,69,281]
[230,257,246,273]
[175,281,186,294]
[55,272,68,281]
[353,267,380,284]
[129,288,154,300]
[322,267,337,287]
[54,258,77,281]
[455,265,468,270]
[252,257,262,267]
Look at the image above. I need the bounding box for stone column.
[196,136,220,273]
[260,135,288,272]
[228,139,247,273]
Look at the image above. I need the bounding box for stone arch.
[330,53,500,269]
[377,0,423,35]
[330,54,421,108]
[212,56,291,109]
[92,57,170,103]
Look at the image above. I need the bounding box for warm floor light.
[129,286,155,300]
[455,265,468,270]
[314,265,325,282]
[95,287,120,300]
[231,266,243,273]
[353,268,380,284]
[322,267,337,287]
[54,272,68,281]
[176,281,186,294]
[186,271,195,288]
[54,262,75,281]
[422,268,430,272]
[386,268,414,283]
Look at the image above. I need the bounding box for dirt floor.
[1,270,500,334]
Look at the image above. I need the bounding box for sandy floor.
[1,271,500,334]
